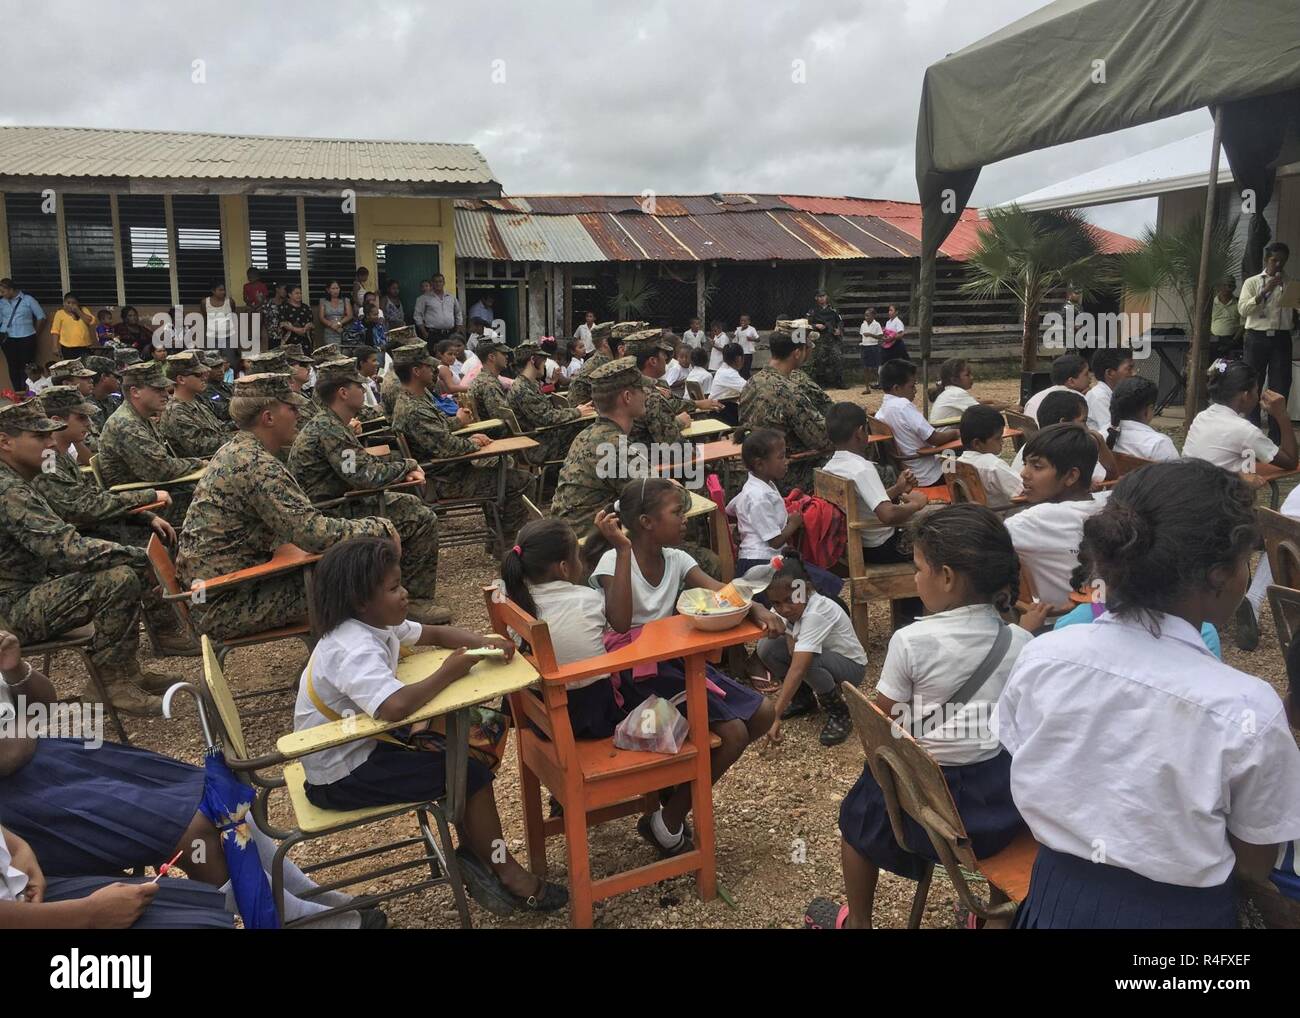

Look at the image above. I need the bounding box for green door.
[380,244,441,327]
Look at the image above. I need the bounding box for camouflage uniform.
[506,368,589,465]
[87,392,121,428]
[0,455,145,675]
[629,375,692,449]
[567,351,611,407]
[805,303,845,389]
[158,398,230,459]
[738,365,829,495]
[49,359,99,448]
[99,363,206,522]
[468,371,510,424]
[202,374,233,423]
[288,394,442,599]
[392,384,531,542]
[178,429,398,642]
[380,368,403,417]
[792,367,833,415]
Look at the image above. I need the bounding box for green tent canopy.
[915,0,1300,396]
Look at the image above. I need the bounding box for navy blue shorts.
[304,740,494,812]
[860,346,881,370]
[839,749,1022,879]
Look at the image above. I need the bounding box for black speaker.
[1133,327,1188,408]
[1020,370,1051,407]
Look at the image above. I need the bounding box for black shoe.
[818,690,853,747]
[636,813,694,858]
[781,683,819,721]
[1235,599,1260,652]
[359,908,388,929]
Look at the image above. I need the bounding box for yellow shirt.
[50,308,96,348]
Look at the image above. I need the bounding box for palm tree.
[606,266,659,320]
[1115,212,1241,338]
[960,205,1110,371]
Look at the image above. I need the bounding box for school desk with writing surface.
[104,464,207,493]
[1254,462,1300,510]
[422,434,540,504]
[680,417,732,440]
[452,418,505,436]
[916,427,1021,457]
[276,647,539,824]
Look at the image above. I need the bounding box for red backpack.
[782,489,846,570]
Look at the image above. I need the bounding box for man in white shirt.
[573,311,597,356]
[874,359,959,486]
[412,274,462,345]
[1084,348,1134,433]
[1024,352,1092,421]
[733,313,759,378]
[682,316,706,351]
[858,307,883,392]
[1240,241,1294,440]
[1003,424,1107,606]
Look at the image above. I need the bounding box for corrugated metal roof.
[454,208,606,262]
[0,126,499,189]
[807,214,908,258]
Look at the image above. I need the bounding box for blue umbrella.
[198,748,280,930]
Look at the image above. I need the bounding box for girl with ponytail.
[998,459,1300,928]
[1106,375,1178,460]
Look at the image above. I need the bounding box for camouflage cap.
[0,397,66,433]
[231,372,308,406]
[314,358,365,387]
[84,355,119,377]
[245,351,290,374]
[588,356,641,397]
[311,343,343,364]
[513,340,542,361]
[114,346,144,367]
[279,342,315,365]
[164,350,207,377]
[49,358,95,380]
[476,340,510,359]
[390,343,437,368]
[119,361,171,390]
[39,385,100,419]
[200,349,227,368]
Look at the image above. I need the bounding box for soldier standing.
[805,289,844,389]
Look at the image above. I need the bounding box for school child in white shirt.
[822,401,927,562]
[1023,352,1092,422]
[683,317,706,351]
[804,505,1040,929]
[733,313,759,378]
[727,428,844,599]
[874,359,959,486]
[501,517,628,739]
[1010,388,1114,486]
[23,362,52,395]
[1004,423,1109,607]
[588,477,782,856]
[999,459,1300,928]
[956,405,1023,508]
[858,308,884,392]
[686,345,713,396]
[709,343,748,402]
[1105,375,1178,462]
[662,343,690,388]
[926,358,1012,425]
[1084,348,1135,433]
[1184,358,1298,475]
[706,320,730,371]
[758,553,865,747]
[293,537,567,916]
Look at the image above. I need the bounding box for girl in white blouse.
[998,459,1300,927]
[1105,375,1178,461]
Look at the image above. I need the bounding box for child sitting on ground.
[956,404,1023,508]
[728,428,843,599]
[293,536,567,917]
[1004,423,1110,608]
[587,477,782,857]
[804,505,1040,929]
[758,553,865,747]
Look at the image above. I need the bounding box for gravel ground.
[36,372,1296,929]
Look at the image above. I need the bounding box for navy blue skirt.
[566,679,631,740]
[1015,844,1237,929]
[839,749,1022,880]
[737,557,844,604]
[44,875,233,929]
[305,740,494,812]
[0,737,203,876]
[632,660,766,725]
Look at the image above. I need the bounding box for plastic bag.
[614,693,689,755]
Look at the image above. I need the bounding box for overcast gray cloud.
[2,0,1213,237]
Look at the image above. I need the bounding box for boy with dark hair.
[956,405,1023,508]
[1023,353,1092,420]
[1011,388,1115,486]
[874,360,958,487]
[1085,348,1135,433]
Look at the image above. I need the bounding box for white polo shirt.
[957,449,1023,508]
[294,618,423,786]
[1085,380,1113,433]
[928,385,979,424]
[1024,384,1070,422]
[879,604,1032,766]
[859,319,883,347]
[710,364,747,402]
[527,580,609,689]
[727,474,788,561]
[707,331,730,371]
[1183,402,1279,472]
[1113,419,1179,462]
[686,365,713,396]
[591,546,698,626]
[823,449,895,547]
[734,325,759,355]
[574,323,595,355]
[995,612,1300,887]
[663,359,685,388]
[1003,495,1107,606]
[683,329,707,351]
[876,393,943,485]
[788,592,867,665]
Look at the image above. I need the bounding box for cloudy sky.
[6,0,1211,237]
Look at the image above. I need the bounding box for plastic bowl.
[676,588,750,631]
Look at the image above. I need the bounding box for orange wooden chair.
[945,460,989,505]
[1259,507,1300,657]
[1111,451,1155,477]
[1003,409,1037,452]
[841,683,1038,927]
[483,587,754,929]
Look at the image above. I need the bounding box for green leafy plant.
[1116,212,1241,332]
[606,266,659,320]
